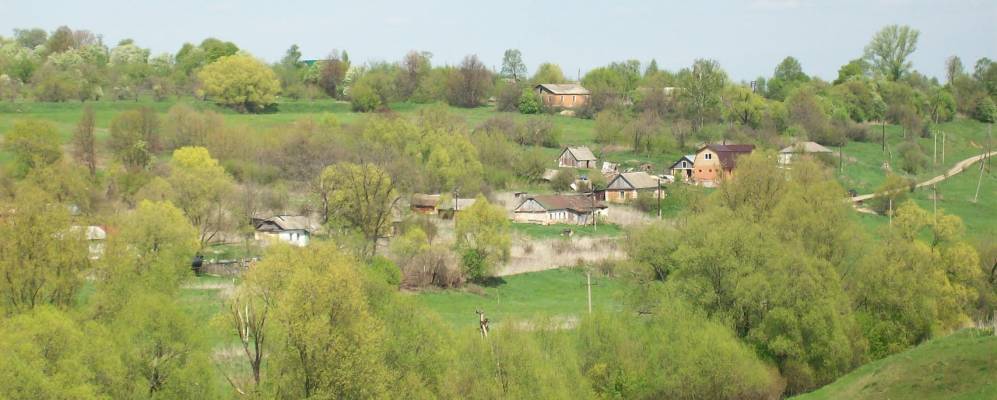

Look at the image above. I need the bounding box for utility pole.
[882,121,886,153]
[942,131,946,164]
[932,184,938,221]
[839,144,843,173]
[589,189,598,231]
[888,198,893,226]
[933,130,937,166]
[974,155,985,203]
[586,271,592,314]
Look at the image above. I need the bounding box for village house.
[669,155,696,182]
[252,215,313,247]
[513,194,607,225]
[557,146,597,169]
[601,171,664,203]
[437,197,477,219]
[692,144,755,187]
[410,193,441,214]
[778,141,833,166]
[535,83,591,109]
[70,225,106,260]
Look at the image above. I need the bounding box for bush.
[550,168,576,192]
[495,81,521,112]
[350,81,381,112]
[843,121,870,142]
[367,256,402,287]
[975,96,996,123]
[517,90,541,114]
[461,248,487,282]
[897,141,928,174]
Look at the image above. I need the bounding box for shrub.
[975,96,996,123]
[517,90,541,114]
[495,81,521,112]
[897,141,928,174]
[350,81,381,112]
[550,168,576,192]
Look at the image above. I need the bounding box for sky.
[1,0,995,82]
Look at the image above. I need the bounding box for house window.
[571,95,576,104]
[705,153,712,160]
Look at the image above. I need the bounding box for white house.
[253,215,313,247]
[70,225,106,260]
[513,194,607,225]
[779,141,833,166]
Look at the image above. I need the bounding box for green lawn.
[794,329,997,400]
[414,268,625,331]
[511,222,624,239]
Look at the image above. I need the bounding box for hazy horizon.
[3,0,995,82]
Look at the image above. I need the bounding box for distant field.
[414,268,625,331]
[794,329,997,400]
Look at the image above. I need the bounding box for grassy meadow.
[793,329,997,400]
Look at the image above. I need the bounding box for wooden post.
[942,131,946,164]
[587,271,592,314]
[888,198,893,225]
[476,310,489,338]
[933,130,937,166]
[882,121,886,153]
[932,184,937,221]
[974,156,985,203]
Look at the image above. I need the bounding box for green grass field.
[414,268,625,330]
[794,329,997,400]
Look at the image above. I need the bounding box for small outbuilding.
[253,215,314,247]
[410,194,441,214]
[669,155,696,182]
[602,171,664,203]
[558,146,598,169]
[779,141,833,166]
[513,194,607,225]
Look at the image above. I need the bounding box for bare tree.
[447,55,493,108]
[72,105,97,179]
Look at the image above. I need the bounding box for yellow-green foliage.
[198,53,280,112]
[0,185,88,316]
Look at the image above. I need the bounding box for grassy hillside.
[795,329,997,400]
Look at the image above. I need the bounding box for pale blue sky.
[2,0,994,81]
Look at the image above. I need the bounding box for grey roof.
[563,146,597,161]
[410,194,441,208]
[256,215,313,232]
[437,198,477,211]
[612,172,662,190]
[536,83,591,95]
[780,141,833,154]
[517,194,606,213]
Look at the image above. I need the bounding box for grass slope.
[794,329,997,400]
[414,268,624,330]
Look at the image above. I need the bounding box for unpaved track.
[851,151,996,203]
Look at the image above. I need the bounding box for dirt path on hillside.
[850,150,996,203]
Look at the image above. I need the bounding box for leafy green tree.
[267,243,392,398]
[834,58,870,84]
[766,56,809,100]
[677,59,728,130]
[864,25,920,81]
[500,49,527,81]
[321,162,398,258]
[108,108,159,171]
[531,62,566,84]
[198,53,280,112]
[396,50,432,100]
[0,186,88,316]
[945,55,964,85]
[3,119,62,177]
[0,306,130,398]
[167,147,236,246]
[454,196,510,280]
